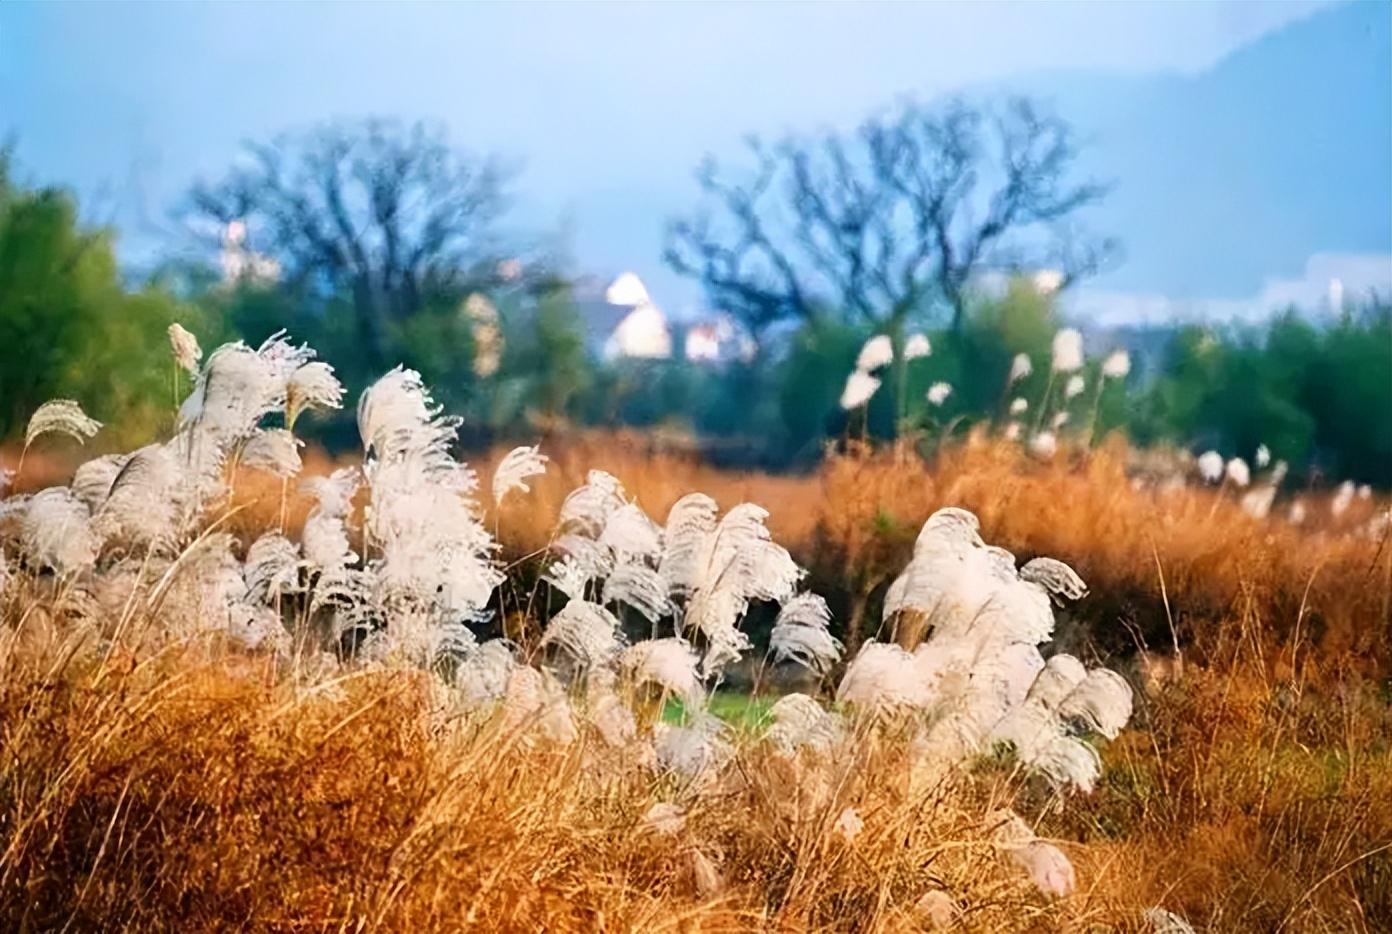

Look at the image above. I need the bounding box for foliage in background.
[2,143,1388,486]
[0,154,206,447]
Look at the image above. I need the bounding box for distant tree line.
[0,105,1387,486]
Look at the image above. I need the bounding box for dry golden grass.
[1,431,1388,931]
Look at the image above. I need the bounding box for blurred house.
[219,220,281,285]
[572,271,754,363]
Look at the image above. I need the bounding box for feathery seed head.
[1051,329,1084,373]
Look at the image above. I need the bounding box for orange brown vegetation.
[2,432,1388,931]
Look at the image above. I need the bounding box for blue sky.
[3,1,1388,323]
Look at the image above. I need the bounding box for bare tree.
[665,97,1114,338]
[184,119,513,367]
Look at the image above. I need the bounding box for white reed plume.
[641,802,687,836]
[545,534,614,597]
[92,443,188,551]
[658,493,719,594]
[25,400,102,450]
[989,702,1101,790]
[1101,349,1131,379]
[1051,329,1083,373]
[301,466,363,619]
[856,507,1123,789]
[20,488,98,576]
[1255,443,1271,469]
[167,323,203,376]
[240,429,303,478]
[540,599,625,668]
[1025,654,1088,709]
[464,293,504,378]
[836,641,935,711]
[655,714,730,781]
[1196,450,1223,483]
[69,453,130,512]
[182,337,309,442]
[286,361,344,428]
[765,693,845,753]
[926,382,952,406]
[587,676,638,747]
[1331,480,1355,518]
[856,334,894,371]
[558,470,627,536]
[1051,411,1069,430]
[492,445,549,506]
[1009,397,1028,416]
[601,563,672,622]
[1019,557,1088,604]
[914,890,958,929]
[599,502,663,563]
[454,640,517,706]
[1011,840,1076,898]
[682,502,802,675]
[1057,669,1133,739]
[1225,457,1251,488]
[501,666,577,744]
[359,369,501,642]
[769,593,843,675]
[903,332,932,360]
[1288,498,1307,525]
[1358,483,1372,500]
[1063,374,1085,400]
[356,365,455,460]
[1008,352,1033,385]
[223,597,288,652]
[1240,486,1276,520]
[839,370,881,410]
[1004,422,1022,441]
[1029,431,1057,459]
[543,556,592,600]
[620,637,704,706]
[243,532,302,604]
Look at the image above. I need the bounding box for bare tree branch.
[181,118,514,367]
[665,96,1112,336]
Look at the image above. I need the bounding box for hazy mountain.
[998,0,1391,317]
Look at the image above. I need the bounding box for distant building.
[219,220,280,286]
[571,272,754,363]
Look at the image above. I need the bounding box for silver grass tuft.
[765,693,844,753]
[454,640,517,707]
[558,470,626,536]
[1058,668,1133,739]
[285,361,344,427]
[620,637,704,706]
[654,713,730,780]
[243,532,302,604]
[25,400,102,449]
[1011,840,1076,898]
[1018,557,1088,604]
[167,323,203,375]
[601,563,672,622]
[769,593,843,675]
[599,502,663,563]
[240,429,303,478]
[70,453,130,512]
[491,445,548,506]
[21,488,98,576]
[540,599,626,667]
[658,492,719,594]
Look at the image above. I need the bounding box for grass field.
[1,424,1389,932]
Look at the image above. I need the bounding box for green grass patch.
[663,690,775,732]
